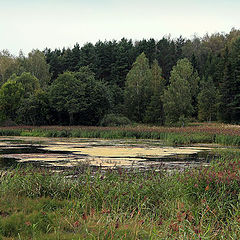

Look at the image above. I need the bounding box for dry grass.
[1,122,240,135]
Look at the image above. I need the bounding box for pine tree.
[219,38,240,122]
[156,37,176,81]
[198,77,219,121]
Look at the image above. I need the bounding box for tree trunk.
[69,112,74,125]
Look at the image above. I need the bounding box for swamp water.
[0,136,215,172]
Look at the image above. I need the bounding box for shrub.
[99,114,131,127]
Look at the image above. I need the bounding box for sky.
[0,0,239,55]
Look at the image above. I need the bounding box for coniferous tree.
[44,48,64,81]
[111,38,135,88]
[94,40,117,84]
[79,43,96,71]
[198,77,219,121]
[231,37,240,121]
[190,53,199,73]
[175,35,185,60]
[219,53,234,122]
[219,38,240,122]
[135,39,156,65]
[156,37,176,81]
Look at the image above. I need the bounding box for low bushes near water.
[99,114,132,127]
[0,149,240,239]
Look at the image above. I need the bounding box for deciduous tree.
[0,80,24,121]
[162,59,196,124]
[124,53,152,122]
[144,60,166,124]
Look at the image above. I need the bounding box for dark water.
[0,157,20,168]
[0,145,71,155]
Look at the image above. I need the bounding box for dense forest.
[0,28,240,126]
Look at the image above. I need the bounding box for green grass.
[0,149,240,239]
[214,134,240,146]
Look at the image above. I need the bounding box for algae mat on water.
[0,136,212,170]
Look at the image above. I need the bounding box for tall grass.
[214,134,240,146]
[0,127,218,145]
[0,149,240,239]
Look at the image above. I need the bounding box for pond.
[0,136,215,172]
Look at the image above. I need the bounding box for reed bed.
[0,149,240,239]
[1,123,240,145]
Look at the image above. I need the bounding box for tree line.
[0,28,240,126]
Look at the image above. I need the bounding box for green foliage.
[163,79,192,125]
[144,93,164,124]
[124,53,152,122]
[12,72,40,97]
[79,42,96,71]
[150,60,166,94]
[18,50,51,88]
[162,58,200,124]
[73,67,111,125]
[198,77,219,121]
[135,38,156,65]
[99,114,131,127]
[1,30,240,126]
[17,90,51,125]
[170,58,200,100]
[219,37,240,122]
[0,50,19,86]
[49,71,85,124]
[156,37,177,80]
[112,38,135,87]
[0,80,24,121]
[0,111,6,124]
[214,134,240,146]
[144,60,166,124]
[94,40,117,83]
[162,60,193,124]
[49,67,111,125]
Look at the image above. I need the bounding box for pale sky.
[1,0,239,55]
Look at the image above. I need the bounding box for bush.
[99,114,131,127]
[0,118,17,127]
